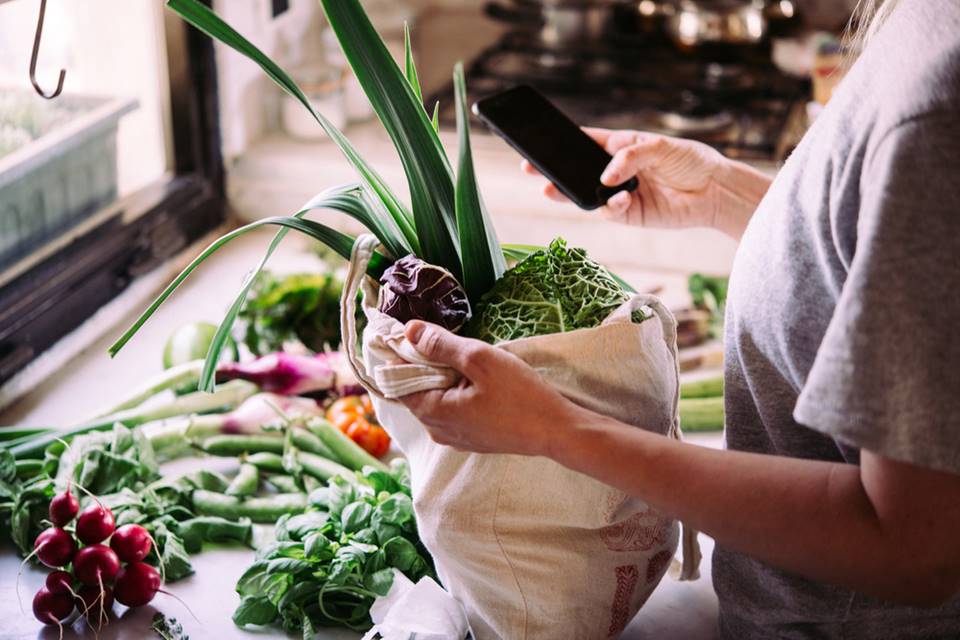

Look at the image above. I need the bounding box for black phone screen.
[473,85,637,210]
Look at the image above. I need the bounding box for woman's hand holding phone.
[524,128,773,239]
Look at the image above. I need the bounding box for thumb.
[405,320,487,375]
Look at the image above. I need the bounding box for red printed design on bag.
[608,565,640,637]
[604,490,624,520]
[646,550,673,583]
[599,507,671,552]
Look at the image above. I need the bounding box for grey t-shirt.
[715,0,960,637]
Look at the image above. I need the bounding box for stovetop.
[427,29,810,161]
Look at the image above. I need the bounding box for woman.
[396,0,960,637]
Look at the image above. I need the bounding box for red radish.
[48,489,79,527]
[76,503,115,544]
[76,584,113,626]
[45,571,74,596]
[114,562,161,607]
[73,545,120,586]
[32,586,74,625]
[110,524,152,563]
[34,527,77,568]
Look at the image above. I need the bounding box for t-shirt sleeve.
[794,113,960,474]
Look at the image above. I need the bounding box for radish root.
[71,481,105,510]
[16,547,41,614]
[159,589,200,624]
[143,529,166,584]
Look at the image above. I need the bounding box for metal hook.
[29,0,65,99]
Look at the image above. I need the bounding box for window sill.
[0,225,324,426]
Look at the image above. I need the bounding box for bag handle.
[340,234,461,401]
[340,234,388,400]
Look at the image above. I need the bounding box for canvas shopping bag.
[341,235,700,640]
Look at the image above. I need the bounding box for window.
[0,0,224,385]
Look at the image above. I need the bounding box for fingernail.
[406,321,425,344]
[600,167,617,184]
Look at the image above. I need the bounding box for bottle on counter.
[281,62,346,141]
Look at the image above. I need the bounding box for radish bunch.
[26,488,162,631]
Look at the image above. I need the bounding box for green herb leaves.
[151,612,190,640]
[467,238,635,343]
[233,460,432,633]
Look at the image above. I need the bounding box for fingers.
[600,137,669,186]
[398,387,445,421]
[542,182,569,203]
[405,321,493,377]
[582,126,613,147]
[520,159,539,176]
[599,190,634,224]
[521,160,569,203]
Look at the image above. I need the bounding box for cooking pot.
[484,0,626,48]
[663,0,796,47]
[484,0,796,49]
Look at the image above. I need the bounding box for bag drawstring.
[340,234,386,399]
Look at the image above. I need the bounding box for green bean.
[291,429,339,461]
[226,463,260,497]
[302,475,321,493]
[265,474,301,494]
[308,487,330,509]
[15,459,43,480]
[246,452,285,473]
[306,419,387,472]
[199,434,283,456]
[191,490,306,523]
[298,451,355,483]
[192,469,233,492]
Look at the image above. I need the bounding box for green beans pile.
[188,418,387,524]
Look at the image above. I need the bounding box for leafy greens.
[236,270,344,355]
[467,238,641,344]
[232,459,433,634]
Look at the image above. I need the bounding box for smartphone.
[472,85,638,210]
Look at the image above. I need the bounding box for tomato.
[326,396,365,433]
[346,418,391,458]
[327,394,390,457]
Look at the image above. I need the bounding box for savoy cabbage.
[466,238,640,344]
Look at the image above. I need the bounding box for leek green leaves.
[113,0,512,390]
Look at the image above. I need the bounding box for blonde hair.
[846,0,901,52]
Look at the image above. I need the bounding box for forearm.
[711,159,772,239]
[550,410,930,605]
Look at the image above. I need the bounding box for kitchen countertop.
[2,118,729,637]
[0,434,722,640]
[0,226,724,638]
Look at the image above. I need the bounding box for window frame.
[0,5,225,385]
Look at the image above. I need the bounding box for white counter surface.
[0,438,720,640]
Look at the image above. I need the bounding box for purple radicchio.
[378,255,471,332]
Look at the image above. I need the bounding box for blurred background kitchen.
[0,0,856,465]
